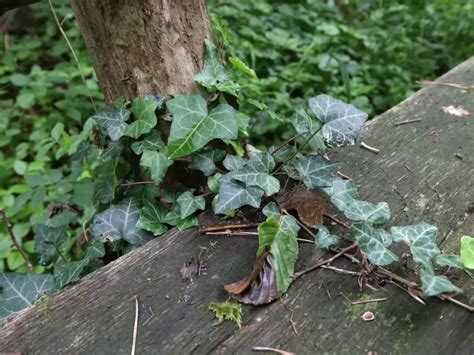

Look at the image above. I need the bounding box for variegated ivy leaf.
[352,223,398,266]
[195,39,239,96]
[315,225,338,249]
[420,268,462,297]
[322,178,358,213]
[223,154,247,171]
[167,95,238,159]
[308,95,368,147]
[0,273,54,321]
[293,155,341,188]
[391,223,440,270]
[92,108,130,141]
[262,202,280,219]
[257,215,300,293]
[93,158,117,204]
[288,109,326,151]
[344,199,391,225]
[208,173,222,194]
[162,204,199,230]
[143,94,166,111]
[138,199,168,236]
[214,172,265,214]
[176,191,206,219]
[435,254,462,269]
[91,197,152,246]
[131,131,166,155]
[189,149,226,176]
[34,224,68,265]
[269,145,297,163]
[54,258,90,289]
[124,98,158,139]
[140,150,173,185]
[232,153,280,196]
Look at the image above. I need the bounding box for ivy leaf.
[131,131,166,155]
[420,268,462,297]
[208,173,222,194]
[223,154,247,171]
[167,95,238,159]
[269,145,297,163]
[162,205,198,230]
[435,254,462,269]
[214,172,264,214]
[315,225,338,249]
[232,154,280,196]
[288,109,326,151]
[293,155,341,188]
[262,202,280,219]
[176,191,206,219]
[460,236,474,269]
[124,98,158,139]
[352,223,399,266]
[344,199,391,225]
[91,197,152,246]
[143,94,166,111]
[189,149,226,176]
[195,39,239,96]
[138,199,168,236]
[0,273,54,321]
[93,158,117,204]
[34,224,68,265]
[84,241,106,259]
[140,150,173,185]
[53,259,90,289]
[391,223,440,270]
[92,108,130,141]
[322,178,358,212]
[308,95,368,147]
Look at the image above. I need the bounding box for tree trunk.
[70,0,212,104]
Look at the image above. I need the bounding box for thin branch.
[323,213,351,229]
[0,209,35,273]
[320,265,360,276]
[205,231,258,236]
[417,80,473,91]
[199,223,260,233]
[252,347,295,355]
[394,119,422,126]
[351,297,387,305]
[120,181,155,188]
[271,133,305,156]
[131,296,139,355]
[360,141,380,154]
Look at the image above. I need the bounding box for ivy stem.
[0,209,35,273]
[120,181,155,188]
[271,133,305,156]
[199,223,260,233]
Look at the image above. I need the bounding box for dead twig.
[320,265,360,276]
[131,296,139,355]
[417,80,473,91]
[360,141,380,154]
[200,223,260,233]
[351,297,387,305]
[0,209,35,273]
[336,171,352,180]
[204,231,258,236]
[252,347,295,355]
[120,181,155,188]
[394,118,422,126]
[323,213,351,229]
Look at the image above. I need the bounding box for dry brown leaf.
[224,252,280,305]
[277,185,328,228]
[441,105,470,117]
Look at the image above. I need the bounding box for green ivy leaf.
[91,198,152,246]
[84,241,106,259]
[140,150,173,185]
[162,205,199,230]
[232,153,280,196]
[344,199,391,225]
[167,95,238,159]
[460,236,474,269]
[308,95,368,147]
[269,145,297,163]
[92,108,130,141]
[131,131,166,155]
[352,223,398,266]
[195,39,239,95]
[176,191,206,219]
[138,199,168,236]
[257,215,300,293]
[322,178,358,212]
[214,172,265,214]
[293,155,341,188]
[189,149,226,176]
[124,98,158,139]
[262,202,280,219]
[223,154,247,171]
[93,158,118,204]
[34,224,68,265]
[420,268,462,297]
[435,254,462,269]
[229,56,257,79]
[391,223,440,270]
[0,273,54,321]
[53,259,90,289]
[208,173,222,194]
[288,109,326,151]
[315,225,338,249]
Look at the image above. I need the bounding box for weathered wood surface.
[1,58,473,354]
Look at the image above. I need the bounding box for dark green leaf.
[131,131,166,155]
[352,224,398,266]
[138,199,168,236]
[92,108,130,141]
[124,98,158,139]
[215,172,264,214]
[294,155,341,188]
[189,149,226,176]
[34,224,68,265]
[420,268,462,296]
[223,154,247,171]
[140,150,173,185]
[176,191,206,219]
[93,158,117,204]
[54,259,90,288]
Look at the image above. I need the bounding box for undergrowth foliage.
[1,40,472,321]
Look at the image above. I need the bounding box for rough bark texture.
[70,0,212,103]
[0,58,473,354]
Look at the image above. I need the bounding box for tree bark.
[70,0,212,104]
